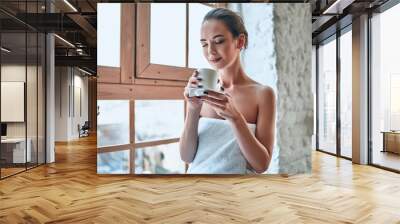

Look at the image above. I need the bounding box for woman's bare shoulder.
[259,85,275,98]
[246,80,275,100]
[246,82,275,108]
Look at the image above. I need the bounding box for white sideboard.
[1,138,32,163]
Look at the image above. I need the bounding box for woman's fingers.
[186,70,203,87]
[204,90,228,101]
[203,98,226,111]
[184,90,200,102]
[192,82,204,88]
[184,70,204,100]
[187,77,202,87]
[201,95,226,105]
[201,96,226,108]
[188,77,200,84]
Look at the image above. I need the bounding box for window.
[317,37,337,154]
[98,150,130,174]
[97,3,224,174]
[136,3,217,81]
[133,100,184,174]
[135,143,185,174]
[135,100,184,143]
[370,3,400,171]
[312,45,317,150]
[188,3,214,69]
[97,100,130,148]
[316,29,352,158]
[97,3,121,68]
[150,4,186,67]
[339,29,352,158]
[390,75,400,130]
[97,99,185,174]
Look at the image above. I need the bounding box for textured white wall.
[55,67,69,141]
[274,4,312,174]
[55,67,89,141]
[72,73,89,138]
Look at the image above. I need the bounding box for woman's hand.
[184,70,203,112]
[201,90,243,122]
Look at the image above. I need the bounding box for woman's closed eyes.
[201,39,225,48]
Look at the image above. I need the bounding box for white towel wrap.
[187,117,256,174]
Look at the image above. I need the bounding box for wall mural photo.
[97,3,312,175]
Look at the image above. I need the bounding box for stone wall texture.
[274,4,313,174]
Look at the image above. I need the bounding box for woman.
[179,8,276,174]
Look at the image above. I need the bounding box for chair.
[78,121,90,138]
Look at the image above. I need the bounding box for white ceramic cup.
[188,68,219,97]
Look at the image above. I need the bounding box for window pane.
[135,143,185,174]
[371,4,400,171]
[97,150,130,174]
[312,45,317,150]
[97,3,121,67]
[97,100,130,147]
[150,3,186,67]
[135,100,184,142]
[318,38,337,154]
[340,30,352,158]
[188,3,213,69]
[390,75,400,129]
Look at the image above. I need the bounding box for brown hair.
[203,8,248,49]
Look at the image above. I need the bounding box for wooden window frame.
[136,3,226,81]
[136,3,193,81]
[97,66,120,83]
[97,3,226,174]
[97,99,183,174]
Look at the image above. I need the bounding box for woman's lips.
[209,57,222,63]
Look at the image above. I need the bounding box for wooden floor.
[1,163,45,178]
[0,167,26,178]
[1,136,400,223]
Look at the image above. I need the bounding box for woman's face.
[200,19,241,70]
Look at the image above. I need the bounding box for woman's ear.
[236,34,246,50]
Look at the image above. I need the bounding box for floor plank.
[0,135,399,223]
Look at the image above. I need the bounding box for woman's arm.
[180,71,203,163]
[179,106,201,163]
[231,87,276,173]
[201,87,276,173]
